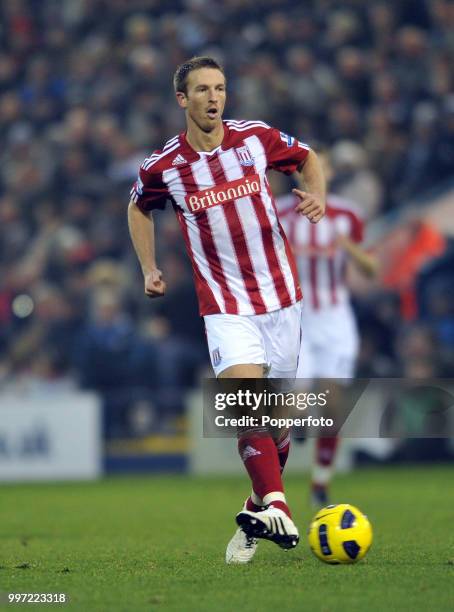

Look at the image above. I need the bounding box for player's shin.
[238,429,291,517]
[244,431,290,509]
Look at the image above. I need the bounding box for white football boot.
[235,506,299,550]
[225,527,259,564]
[225,499,261,564]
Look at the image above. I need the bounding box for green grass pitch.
[0,466,453,611]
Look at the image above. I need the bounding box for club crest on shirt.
[236,146,255,166]
[212,347,221,367]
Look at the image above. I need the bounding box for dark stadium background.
[0,0,453,473]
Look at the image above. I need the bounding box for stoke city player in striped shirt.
[128,56,326,564]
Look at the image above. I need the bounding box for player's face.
[177,68,226,133]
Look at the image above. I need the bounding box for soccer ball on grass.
[308,503,372,564]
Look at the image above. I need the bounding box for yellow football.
[308,503,373,564]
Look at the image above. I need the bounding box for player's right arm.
[128,157,169,298]
[128,201,166,298]
[258,125,325,223]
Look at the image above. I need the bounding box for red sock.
[245,497,264,512]
[316,437,339,467]
[238,433,290,516]
[275,432,290,474]
[268,500,291,516]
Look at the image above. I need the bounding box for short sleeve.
[130,164,168,212]
[261,128,310,175]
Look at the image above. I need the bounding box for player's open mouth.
[207,108,218,119]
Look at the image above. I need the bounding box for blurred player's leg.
[299,305,358,507]
[311,436,339,507]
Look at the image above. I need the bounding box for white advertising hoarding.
[0,391,102,481]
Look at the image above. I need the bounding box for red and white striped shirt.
[278,193,364,312]
[131,120,310,316]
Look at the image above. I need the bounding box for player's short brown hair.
[173,56,226,94]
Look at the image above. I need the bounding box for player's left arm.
[337,234,379,278]
[292,149,326,223]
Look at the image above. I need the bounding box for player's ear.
[176,91,187,109]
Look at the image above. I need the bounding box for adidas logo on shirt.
[172,154,187,166]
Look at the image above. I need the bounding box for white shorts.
[204,302,302,378]
[297,303,359,380]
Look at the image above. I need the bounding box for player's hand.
[292,189,325,223]
[144,269,166,298]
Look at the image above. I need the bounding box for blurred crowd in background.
[0,0,453,438]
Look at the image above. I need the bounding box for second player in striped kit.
[278,150,378,507]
